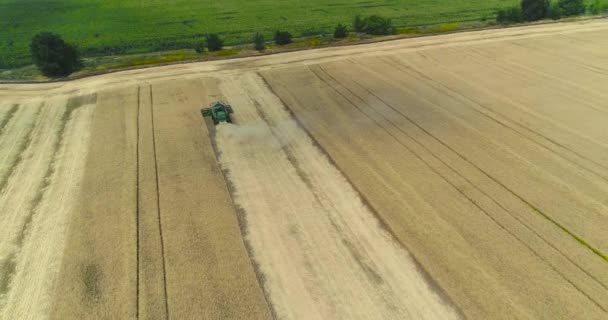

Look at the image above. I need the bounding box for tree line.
[30,4,594,78]
[497,0,586,23]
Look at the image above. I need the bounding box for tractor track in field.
[147,84,170,320]
[338,67,608,312]
[317,61,608,265]
[308,65,608,310]
[370,56,608,292]
[326,61,608,263]
[381,55,608,181]
[409,50,608,172]
[328,61,608,298]
[135,85,140,319]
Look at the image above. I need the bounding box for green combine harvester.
[201,101,234,125]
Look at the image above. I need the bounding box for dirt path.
[214,73,460,319]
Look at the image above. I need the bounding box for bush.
[253,32,265,51]
[214,49,239,57]
[558,0,585,16]
[496,7,524,23]
[274,31,293,45]
[353,15,395,35]
[365,15,395,35]
[521,0,550,21]
[548,2,563,19]
[194,42,205,54]
[206,34,223,52]
[30,32,82,77]
[334,24,348,38]
[354,15,367,32]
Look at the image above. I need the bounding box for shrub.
[354,15,367,32]
[253,32,265,51]
[435,22,461,32]
[274,31,293,45]
[496,7,524,23]
[194,42,205,54]
[558,0,585,16]
[308,38,321,46]
[365,15,395,35]
[521,0,550,21]
[334,24,348,38]
[214,49,239,57]
[30,32,82,77]
[397,27,418,34]
[548,1,563,19]
[206,34,223,52]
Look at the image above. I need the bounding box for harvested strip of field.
[214,73,460,319]
[149,78,270,319]
[0,99,64,310]
[0,104,19,135]
[1,101,94,319]
[51,87,138,319]
[261,25,608,318]
[0,104,40,193]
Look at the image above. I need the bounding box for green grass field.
[0,0,522,69]
[0,0,604,70]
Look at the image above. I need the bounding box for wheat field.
[0,20,606,319]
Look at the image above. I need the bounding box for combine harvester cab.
[202,101,234,125]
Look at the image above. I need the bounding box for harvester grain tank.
[202,101,234,124]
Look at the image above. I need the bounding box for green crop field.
[0,0,603,69]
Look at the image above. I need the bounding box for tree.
[521,0,550,21]
[365,15,395,35]
[194,41,205,54]
[548,1,563,19]
[353,15,367,32]
[588,0,608,14]
[206,34,223,52]
[497,7,524,23]
[334,24,348,38]
[253,32,265,51]
[274,31,293,45]
[30,32,81,77]
[558,0,585,16]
